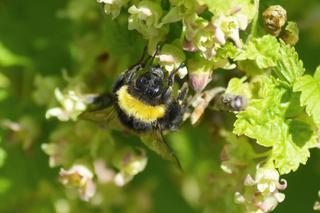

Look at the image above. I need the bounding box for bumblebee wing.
[140,130,182,170]
[78,93,118,128]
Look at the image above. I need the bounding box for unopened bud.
[263,5,287,36]
[190,72,212,92]
[280,21,299,45]
[234,192,246,204]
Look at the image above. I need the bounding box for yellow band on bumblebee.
[117,85,165,122]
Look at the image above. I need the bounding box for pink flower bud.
[190,72,212,92]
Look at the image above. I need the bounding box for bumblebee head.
[136,66,164,97]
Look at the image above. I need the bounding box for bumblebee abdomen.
[116,107,152,132]
[116,85,166,123]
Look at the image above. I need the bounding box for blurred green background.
[0,0,320,212]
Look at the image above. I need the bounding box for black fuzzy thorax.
[112,74,184,133]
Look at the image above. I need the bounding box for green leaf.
[233,75,318,174]
[226,77,251,98]
[272,119,317,174]
[288,119,313,147]
[274,41,305,84]
[0,73,10,88]
[198,0,256,20]
[220,129,256,163]
[0,178,10,194]
[235,35,280,70]
[293,71,320,128]
[0,138,6,168]
[234,99,285,147]
[314,65,320,81]
[234,76,286,147]
[140,132,182,170]
[0,43,29,67]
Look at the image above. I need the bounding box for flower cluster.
[97,0,257,91]
[235,167,287,213]
[42,143,67,168]
[128,1,168,51]
[114,149,148,186]
[59,165,96,201]
[45,88,87,122]
[43,138,148,201]
[158,44,187,78]
[185,13,249,60]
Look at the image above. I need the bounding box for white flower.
[41,143,66,167]
[234,192,246,204]
[114,172,133,187]
[94,160,115,183]
[97,0,129,19]
[129,5,153,17]
[212,14,249,48]
[255,167,279,193]
[236,167,287,212]
[114,150,148,187]
[257,195,279,212]
[59,165,96,201]
[46,88,86,122]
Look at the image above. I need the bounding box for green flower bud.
[280,21,299,45]
[98,0,129,19]
[194,26,219,59]
[169,0,198,16]
[184,15,208,42]
[162,0,198,24]
[42,143,65,167]
[114,150,148,186]
[128,1,163,36]
[128,1,167,52]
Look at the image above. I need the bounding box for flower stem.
[254,150,271,159]
[247,0,260,42]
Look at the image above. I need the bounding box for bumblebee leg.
[161,87,172,103]
[167,63,186,86]
[177,82,189,104]
[123,46,149,82]
[160,101,184,131]
[124,45,162,82]
[148,44,161,66]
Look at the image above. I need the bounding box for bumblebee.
[80,48,188,169]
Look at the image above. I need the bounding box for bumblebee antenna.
[148,45,161,66]
[168,63,185,86]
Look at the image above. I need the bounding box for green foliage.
[232,75,318,174]
[274,41,305,84]
[198,0,256,19]
[231,39,319,175]
[0,43,29,67]
[293,66,320,127]
[235,35,280,70]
